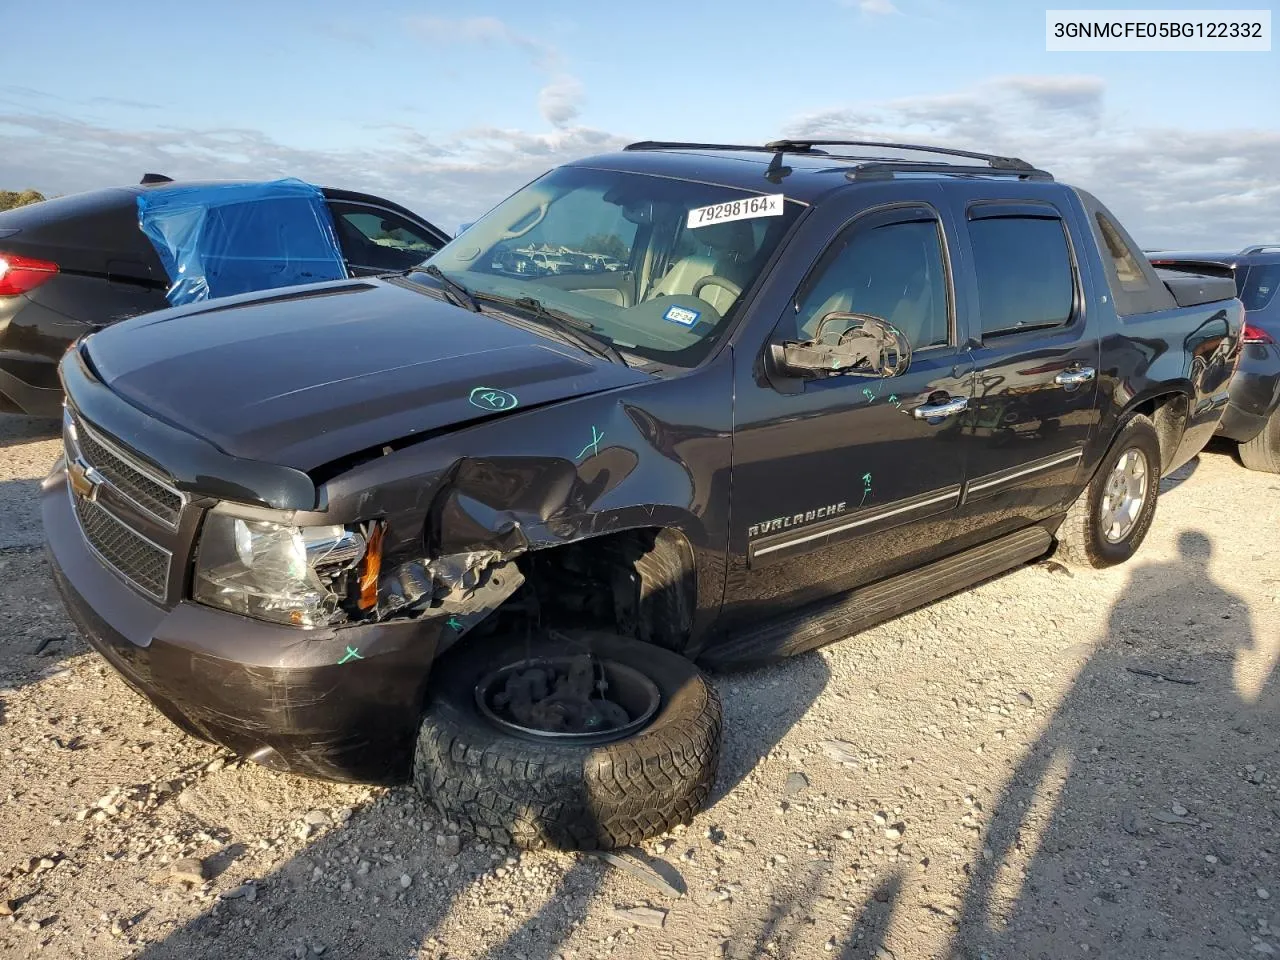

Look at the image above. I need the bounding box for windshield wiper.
[418,264,479,312]
[475,293,629,367]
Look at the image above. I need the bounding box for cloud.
[406,15,583,130]
[786,75,1278,248]
[537,75,585,128]
[852,0,899,14]
[0,111,629,234]
[0,14,605,229]
[2,72,1272,251]
[411,15,511,43]
[0,85,159,112]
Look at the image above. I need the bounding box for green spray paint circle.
[469,387,519,412]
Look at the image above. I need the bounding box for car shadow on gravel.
[943,529,1278,959]
[131,648,830,959]
[709,650,832,804]
[0,543,86,709]
[1155,454,1199,496]
[0,476,48,552]
[0,413,59,448]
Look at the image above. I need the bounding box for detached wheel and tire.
[413,630,722,850]
[1056,414,1162,568]
[1238,410,1280,473]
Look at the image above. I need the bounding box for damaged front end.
[378,548,524,647]
[190,502,525,641]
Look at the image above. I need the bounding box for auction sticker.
[688,194,784,229]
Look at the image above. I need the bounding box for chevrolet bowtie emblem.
[68,459,105,501]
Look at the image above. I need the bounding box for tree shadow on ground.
[712,859,904,959]
[945,529,1278,959]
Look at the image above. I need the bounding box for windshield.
[420,165,804,367]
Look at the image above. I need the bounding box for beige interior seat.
[799,266,933,344]
[646,220,757,314]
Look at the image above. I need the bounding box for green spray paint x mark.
[576,426,604,461]
[338,646,364,665]
[446,616,463,631]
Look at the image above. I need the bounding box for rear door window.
[1095,213,1150,292]
[1076,189,1174,316]
[967,215,1075,338]
[1239,263,1280,312]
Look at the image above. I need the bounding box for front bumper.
[43,467,444,784]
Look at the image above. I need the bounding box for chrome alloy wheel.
[1099,448,1149,543]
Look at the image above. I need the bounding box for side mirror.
[769,313,912,382]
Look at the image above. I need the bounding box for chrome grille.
[73,421,184,527]
[72,494,171,600]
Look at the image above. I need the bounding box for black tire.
[602,530,695,651]
[1238,409,1280,473]
[413,630,722,850]
[1056,414,1161,569]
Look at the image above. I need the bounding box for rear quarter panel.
[1091,301,1242,475]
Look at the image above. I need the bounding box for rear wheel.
[1238,408,1280,473]
[413,630,722,850]
[1056,414,1161,568]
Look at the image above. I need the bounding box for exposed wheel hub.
[476,654,661,744]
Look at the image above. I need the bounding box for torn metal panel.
[377,553,525,641]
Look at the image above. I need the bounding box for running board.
[704,527,1053,665]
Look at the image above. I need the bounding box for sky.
[1,0,1276,248]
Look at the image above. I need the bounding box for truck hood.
[84,278,648,472]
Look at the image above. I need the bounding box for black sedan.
[0,177,449,416]
[1151,246,1280,472]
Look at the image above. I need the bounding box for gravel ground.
[0,412,1276,960]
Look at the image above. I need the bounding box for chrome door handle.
[912,396,969,419]
[1054,366,1096,388]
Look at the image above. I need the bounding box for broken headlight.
[192,510,367,627]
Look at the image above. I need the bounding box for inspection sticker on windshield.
[687,194,785,229]
[664,305,701,327]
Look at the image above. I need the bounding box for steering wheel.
[692,275,743,301]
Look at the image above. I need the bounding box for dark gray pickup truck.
[43,140,1243,850]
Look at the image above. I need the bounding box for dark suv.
[43,140,1242,851]
[1150,246,1280,471]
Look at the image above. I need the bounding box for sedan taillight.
[0,252,59,297]
[1242,322,1276,345]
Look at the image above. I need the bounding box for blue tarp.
[137,178,348,307]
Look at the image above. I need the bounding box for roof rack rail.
[847,161,1053,182]
[623,139,1053,181]
[764,139,1039,171]
[1241,244,1280,255]
[624,141,773,153]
